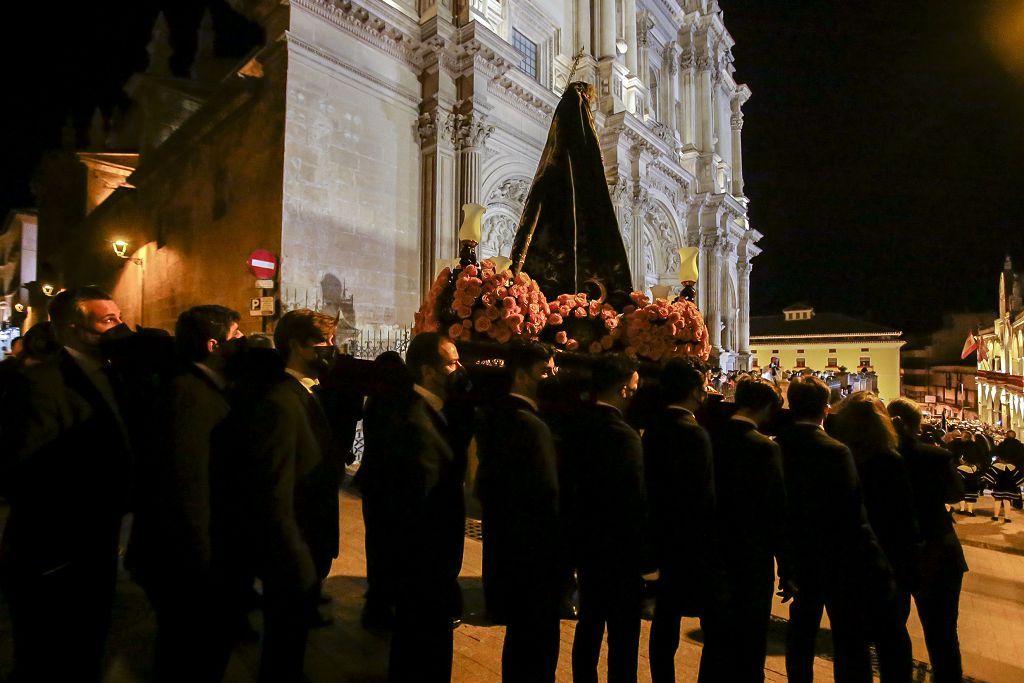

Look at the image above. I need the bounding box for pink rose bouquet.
[545,292,623,353]
[413,261,551,343]
[622,291,710,362]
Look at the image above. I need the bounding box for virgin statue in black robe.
[510,82,634,310]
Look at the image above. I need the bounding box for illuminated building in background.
[977,257,1024,429]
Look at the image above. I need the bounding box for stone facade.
[977,258,1024,430]
[36,0,759,360]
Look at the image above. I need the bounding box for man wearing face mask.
[0,286,132,683]
[568,354,653,683]
[642,358,717,683]
[236,308,339,683]
[127,304,243,682]
[475,340,564,682]
[385,331,470,682]
[699,377,792,682]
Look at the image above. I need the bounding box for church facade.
[39,0,759,368]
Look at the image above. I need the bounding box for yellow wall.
[749,340,905,403]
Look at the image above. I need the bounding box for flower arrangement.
[413,261,551,343]
[621,291,710,362]
[545,292,623,353]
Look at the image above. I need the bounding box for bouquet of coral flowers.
[413,261,551,343]
[545,292,624,353]
[622,291,711,362]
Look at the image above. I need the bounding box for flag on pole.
[961,329,978,359]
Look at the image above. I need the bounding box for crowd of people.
[0,285,983,683]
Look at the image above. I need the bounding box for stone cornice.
[488,68,557,123]
[286,31,420,103]
[290,0,421,68]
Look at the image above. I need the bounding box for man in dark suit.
[569,354,652,683]
[700,377,791,682]
[235,309,339,683]
[888,398,968,683]
[776,376,892,683]
[385,331,469,682]
[642,358,716,683]
[475,340,563,682]
[127,305,242,682]
[0,287,131,682]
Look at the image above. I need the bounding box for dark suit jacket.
[127,364,230,589]
[709,417,790,595]
[642,406,715,612]
[374,390,466,598]
[565,403,651,576]
[0,349,131,573]
[775,423,890,593]
[898,436,968,576]
[236,376,334,592]
[475,394,563,620]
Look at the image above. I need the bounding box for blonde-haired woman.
[829,391,919,683]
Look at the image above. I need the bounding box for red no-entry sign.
[247,249,277,279]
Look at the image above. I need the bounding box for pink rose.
[448,323,463,339]
[463,264,478,277]
[574,308,587,318]
[474,316,491,333]
[455,305,472,318]
[601,334,615,349]
[463,319,473,329]
[548,313,563,326]
[555,331,568,344]
[589,341,603,354]
[486,305,500,320]
[566,339,580,351]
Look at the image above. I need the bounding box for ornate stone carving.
[696,54,713,71]
[445,110,495,150]
[730,112,744,131]
[680,48,695,71]
[415,111,437,144]
[479,214,518,260]
[487,177,530,206]
[291,0,420,67]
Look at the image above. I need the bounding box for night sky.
[2,0,1022,334]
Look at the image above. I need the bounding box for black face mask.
[97,323,135,357]
[314,345,339,376]
[219,336,247,358]
[444,366,471,399]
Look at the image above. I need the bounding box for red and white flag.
[961,330,978,359]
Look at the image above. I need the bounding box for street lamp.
[112,239,143,266]
[41,283,55,297]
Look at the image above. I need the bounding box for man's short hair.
[48,286,113,331]
[175,305,241,362]
[734,377,781,412]
[591,353,637,395]
[273,309,337,362]
[887,397,923,430]
[406,332,447,382]
[506,339,552,378]
[787,376,831,420]
[660,358,705,405]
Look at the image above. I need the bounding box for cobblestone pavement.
[1,489,1023,682]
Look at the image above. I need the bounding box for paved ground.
[1,489,1023,682]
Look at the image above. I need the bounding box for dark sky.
[2,1,1022,334]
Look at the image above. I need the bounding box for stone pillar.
[696,53,714,153]
[679,48,696,146]
[636,12,650,84]
[599,0,616,59]
[417,27,458,296]
[667,44,679,133]
[624,0,638,75]
[577,0,591,55]
[737,258,751,356]
[455,112,493,211]
[699,232,721,349]
[730,86,750,198]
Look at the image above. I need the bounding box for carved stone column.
[679,47,696,147]
[454,112,494,212]
[599,0,616,59]
[577,0,591,55]
[418,27,458,296]
[696,52,714,154]
[737,258,751,365]
[624,0,638,75]
[730,86,751,198]
[699,232,721,349]
[666,43,680,134]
